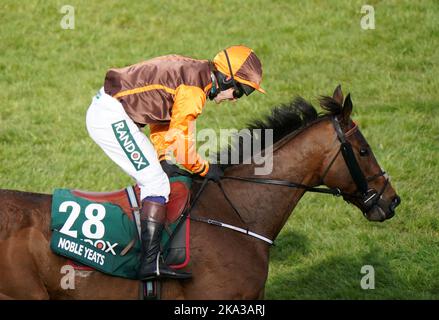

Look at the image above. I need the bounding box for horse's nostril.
[393,195,401,207]
[389,195,401,214]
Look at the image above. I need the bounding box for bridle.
[166,116,390,247]
[325,116,390,215]
[221,116,390,214]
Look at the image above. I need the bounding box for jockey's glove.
[160,160,191,178]
[205,163,224,182]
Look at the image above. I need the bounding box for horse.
[0,86,400,299]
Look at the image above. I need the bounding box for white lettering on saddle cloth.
[58,201,119,256]
[57,236,105,266]
[83,239,118,255]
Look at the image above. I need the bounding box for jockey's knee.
[138,168,170,202]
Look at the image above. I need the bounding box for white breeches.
[85,87,170,201]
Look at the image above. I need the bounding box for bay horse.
[0,86,400,299]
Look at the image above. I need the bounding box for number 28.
[58,201,106,239]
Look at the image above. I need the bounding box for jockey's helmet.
[212,45,265,98]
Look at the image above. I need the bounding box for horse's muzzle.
[365,194,401,221]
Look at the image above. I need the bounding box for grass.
[0,0,438,299]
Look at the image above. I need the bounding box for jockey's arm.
[149,123,170,162]
[150,85,209,176]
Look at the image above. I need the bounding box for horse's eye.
[359,148,369,157]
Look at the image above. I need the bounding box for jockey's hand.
[205,163,224,182]
[160,160,191,177]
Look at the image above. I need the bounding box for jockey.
[85,45,265,280]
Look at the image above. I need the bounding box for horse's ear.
[332,84,344,106]
[341,93,353,123]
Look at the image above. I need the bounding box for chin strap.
[208,61,218,100]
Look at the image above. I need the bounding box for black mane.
[216,95,343,168]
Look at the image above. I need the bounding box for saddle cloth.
[50,176,192,279]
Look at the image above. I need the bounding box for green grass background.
[0,0,438,299]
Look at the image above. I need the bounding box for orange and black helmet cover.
[213,45,265,94]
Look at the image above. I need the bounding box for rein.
[188,179,275,245]
[170,116,389,247]
[222,176,342,196]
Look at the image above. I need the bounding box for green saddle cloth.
[50,178,191,279]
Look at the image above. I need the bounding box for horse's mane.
[216,95,343,168]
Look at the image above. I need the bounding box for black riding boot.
[137,199,191,280]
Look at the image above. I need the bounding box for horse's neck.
[225,120,334,241]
